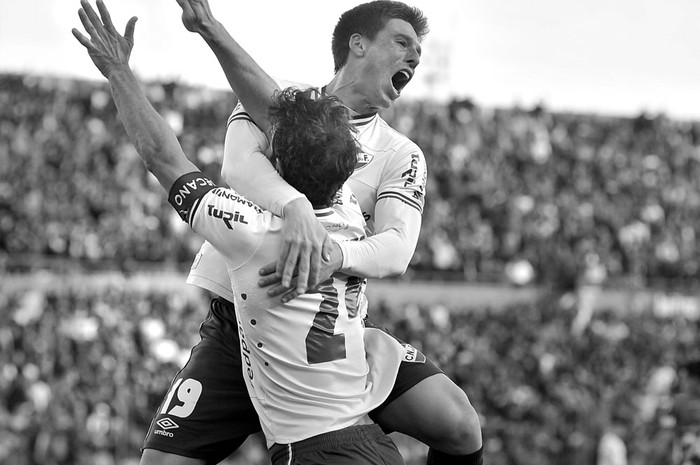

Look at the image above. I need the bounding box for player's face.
[358,19,421,111]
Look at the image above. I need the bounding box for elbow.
[374,251,410,278]
[220,163,242,189]
[385,258,410,277]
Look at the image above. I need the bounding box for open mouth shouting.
[391,69,412,96]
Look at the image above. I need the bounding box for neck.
[325,70,376,115]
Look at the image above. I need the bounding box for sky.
[1,0,699,120]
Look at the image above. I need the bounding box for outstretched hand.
[259,232,344,304]
[72,0,137,78]
[175,0,218,35]
[257,198,337,299]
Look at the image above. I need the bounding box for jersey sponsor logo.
[237,320,255,381]
[212,188,263,214]
[156,418,179,430]
[355,152,374,170]
[331,189,344,206]
[207,205,248,229]
[323,221,349,232]
[401,153,426,202]
[153,418,179,438]
[401,153,419,185]
[402,343,426,364]
[190,253,202,270]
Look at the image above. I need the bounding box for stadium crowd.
[2,74,700,289]
[2,74,700,464]
[1,279,698,465]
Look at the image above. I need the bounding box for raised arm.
[175,0,334,294]
[73,0,197,191]
[175,0,278,138]
[222,104,333,294]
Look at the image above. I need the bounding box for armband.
[168,171,217,222]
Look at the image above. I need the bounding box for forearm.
[221,119,304,216]
[337,228,415,278]
[197,21,278,136]
[336,199,421,278]
[107,66,195,189]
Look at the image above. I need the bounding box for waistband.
[269,424,385,464]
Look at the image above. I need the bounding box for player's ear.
[348,33,367,58]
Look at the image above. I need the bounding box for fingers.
[294,245,312,295]
[258,262,277,277]
[80,0,104,37]
[306,246,322,293]
[124,16,138,44]
[175,0,195,16]
[258,273,282,288]
[267,282,294,298]
[280,288,302,304]
[78,7,100,41]
[279,242,300,287]
[71,28,93,50]
[95,0,117,35]
[321,235,333,262]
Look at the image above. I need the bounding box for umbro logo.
[157,418,179,430]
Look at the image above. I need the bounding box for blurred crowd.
[2,74,700,289]
[382,99,700,290]
[1,279,699,465]
[2,73,700,464]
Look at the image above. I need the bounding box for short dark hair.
[268,87,359,207]
[331,0,429,73]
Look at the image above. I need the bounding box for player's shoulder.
[372,114,424,156]
[227,77,313,125]
[274,78,313,91]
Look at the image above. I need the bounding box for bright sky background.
[1,0,699,120]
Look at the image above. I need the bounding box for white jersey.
[168,172,403,446]
[345,111,427,235]
[187,81,428,299]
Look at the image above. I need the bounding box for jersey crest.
[355,151,374,170]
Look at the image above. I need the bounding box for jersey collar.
[350,112,378,127]
[314,207,334,217]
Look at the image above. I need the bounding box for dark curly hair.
[268,87,360,207]
[331,0,429,72]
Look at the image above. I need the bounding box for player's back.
[188,182,402,445]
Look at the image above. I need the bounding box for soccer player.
[168,1,485,465]
[72,2,408,464]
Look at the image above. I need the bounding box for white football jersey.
[169,172,403,446]
[187,81,428,300]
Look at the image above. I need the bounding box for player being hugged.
[73,1,408,464]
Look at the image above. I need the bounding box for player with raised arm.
[168,1,485,465]
[73,2,408,464]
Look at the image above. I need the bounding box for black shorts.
[269,424,404,465]
[142,297,442,463]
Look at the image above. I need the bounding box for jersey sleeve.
[168,171,217,225]
[376,142,427,214]
[168,171,266,267]
[221,101,305,216]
